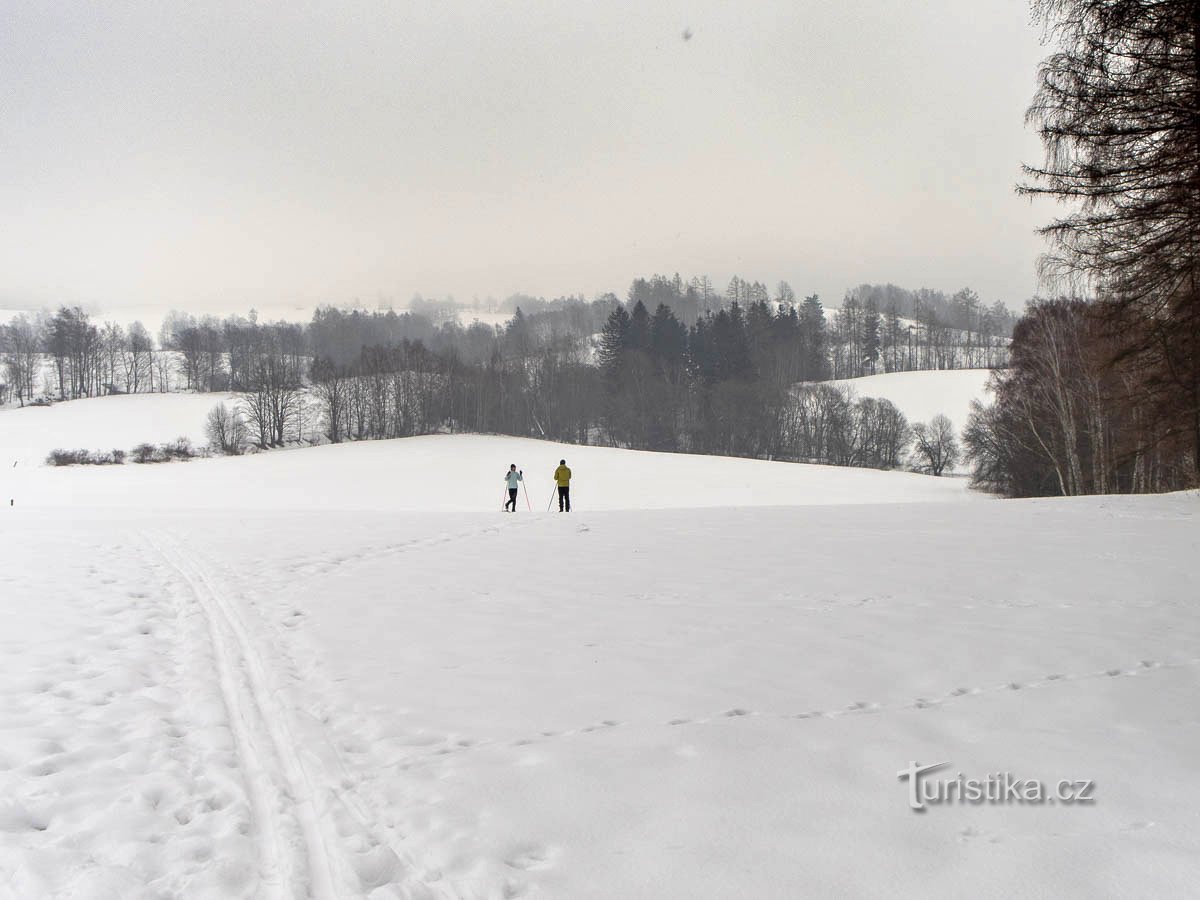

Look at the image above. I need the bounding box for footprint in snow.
[1122,820,1155,833]
[504,843,558,871]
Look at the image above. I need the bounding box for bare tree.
[205,402,247,454]
[1,314,43,406]
[911,415,960,476]
[122,321,153,394]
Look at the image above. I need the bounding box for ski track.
[184,548,495,900]
[146,531,463,900]
[146,532,342,900]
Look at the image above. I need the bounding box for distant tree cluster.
[596,296,830,457]
[0,308,159,404]
[965,299,1192,495]
[784,385,916,469]
[5,271,1009,478]
[834,285,1016,377]
[299,300,931,471]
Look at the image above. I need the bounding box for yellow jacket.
[553,465,572,486]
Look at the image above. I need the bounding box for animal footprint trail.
[644,655,1200,733]
[778,655,1196,724]
[282,517,545,580]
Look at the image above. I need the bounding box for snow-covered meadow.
[2,393,1198,899]
[829,368,994,435]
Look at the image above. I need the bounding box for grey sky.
[2,1,1051,313]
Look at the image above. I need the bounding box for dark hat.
[559,459,566,465]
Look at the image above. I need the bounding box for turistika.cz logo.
[897,761,1096,812]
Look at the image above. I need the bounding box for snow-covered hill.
[0,392,236,468]
[0,392,977,511]
[2,393,1197,899]
[827,368,995,432]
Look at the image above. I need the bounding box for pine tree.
[597,304,631,381]
[799,294,829,381]
[628,301,651,353]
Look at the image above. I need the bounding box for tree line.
[2,278,978,478]
[288,301,959,476]
[964,0,1200,497]
[0,308,161,404]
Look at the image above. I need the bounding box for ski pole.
[522,480,532,511]
[547,487,556,512]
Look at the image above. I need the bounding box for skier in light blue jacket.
[503,464,523,512]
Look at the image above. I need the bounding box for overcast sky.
[1,1,1052,314]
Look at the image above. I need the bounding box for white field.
[0,393,237,469]
[2,393,1199,899]
[829,368,995,433]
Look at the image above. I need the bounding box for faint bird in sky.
[682,27,693,41]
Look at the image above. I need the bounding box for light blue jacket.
[505,470,523,488]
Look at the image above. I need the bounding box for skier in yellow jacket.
[553,459,571,512]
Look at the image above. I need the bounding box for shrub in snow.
[160,437,195,460]
[46,449,91,466]
[45,448,126,466]
[131,443,160,464]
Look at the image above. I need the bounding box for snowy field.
[829,369,995,434]
[2,399,1199,898]
[0,393,973,511]
[0,393,236,469]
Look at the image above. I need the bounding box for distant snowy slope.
[826,369,995,432]
[0,393,236,468]
[2,432,978,512]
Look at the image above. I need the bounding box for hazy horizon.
[3,1,1051,315]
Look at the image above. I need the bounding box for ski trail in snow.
[187,542,463,899]
[145,532,340,900]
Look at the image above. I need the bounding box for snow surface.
[0,393,237,469]
[828,369,995,433]
[2,398,1199,899]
